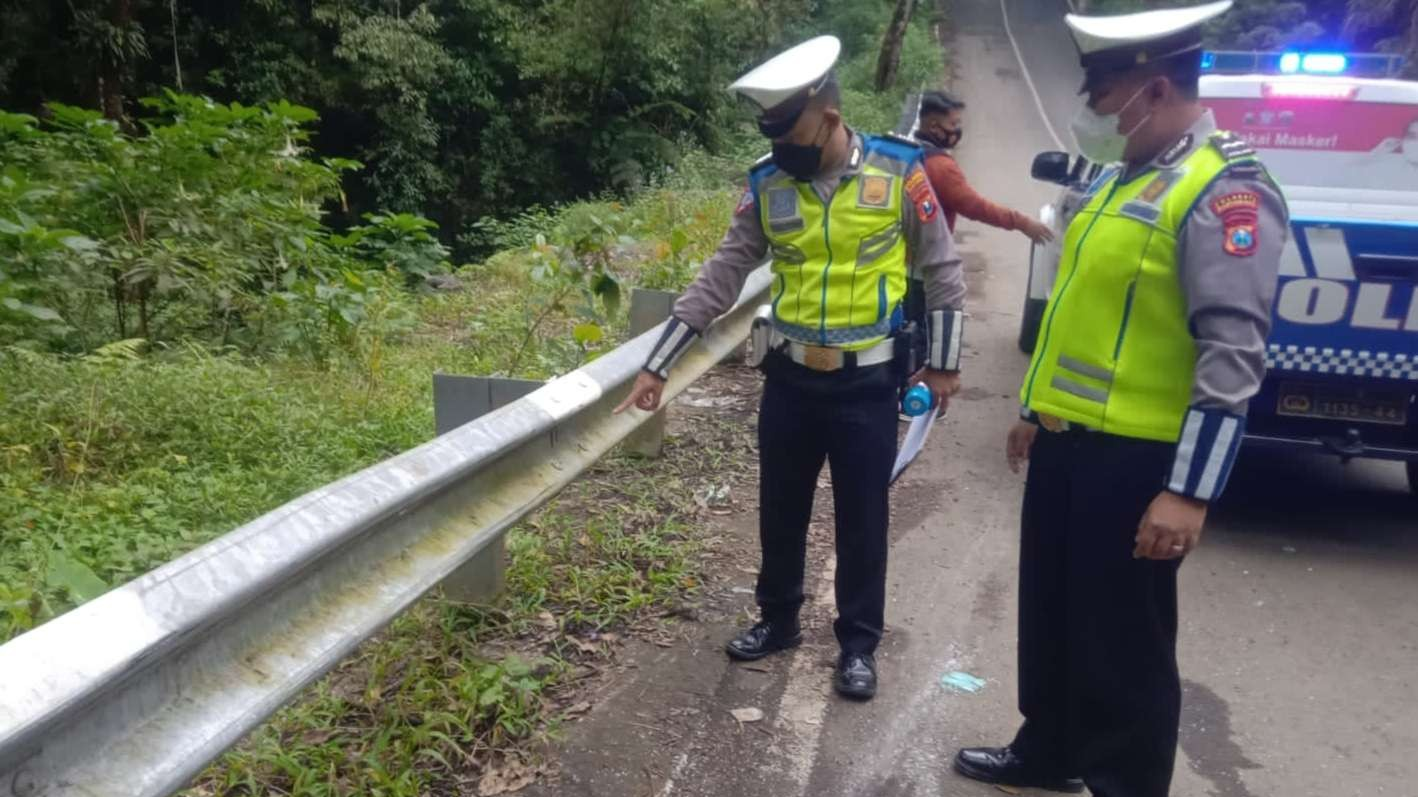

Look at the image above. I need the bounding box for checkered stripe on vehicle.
[1266,344,1418,380]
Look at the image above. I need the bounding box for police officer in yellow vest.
[615,36,966,700]
[953,2,1288,794]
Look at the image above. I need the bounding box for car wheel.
[1018,296,1047,354]
[1407,460,1418,496]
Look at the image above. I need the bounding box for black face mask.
[921,127,963,149]
[772,119,830,181]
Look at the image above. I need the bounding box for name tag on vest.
[766,188,803,233]
[1119,201,1162,224]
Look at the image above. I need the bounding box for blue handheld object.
[901,384,934,417]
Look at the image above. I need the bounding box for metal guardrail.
[898,91,923,142]
[0,266,770,797]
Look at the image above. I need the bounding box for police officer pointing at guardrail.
[952,2,1289,795]
[615,36,966,700]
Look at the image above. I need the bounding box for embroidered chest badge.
[767,187,798,220]
[858,174,893,208]
[1212,191,1260,257]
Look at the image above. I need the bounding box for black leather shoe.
[725,620,802,661]
[952,747,1084,793]
[833,652,877,700]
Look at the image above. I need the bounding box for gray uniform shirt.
[1120,110,1289,416]
[671,132,966,333]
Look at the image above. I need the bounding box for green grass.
[184,414,753,796]
[2,7,945,791]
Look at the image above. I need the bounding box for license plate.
[1276,383,1409,426]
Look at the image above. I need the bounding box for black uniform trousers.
[754,352,898,655]
[1010,426,1182,797]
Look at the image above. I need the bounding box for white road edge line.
[777,553,838,793]
[999,0,1069,151]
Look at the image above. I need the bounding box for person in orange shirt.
[916,91,1055,245]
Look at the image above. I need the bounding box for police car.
[1021,51,1418,492]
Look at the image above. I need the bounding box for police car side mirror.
[1031,151,1072,185]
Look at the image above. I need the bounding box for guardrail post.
[624,288,678,458]
[433,374,543,436]
[432,374,542,602]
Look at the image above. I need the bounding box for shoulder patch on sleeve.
[905,167,928,197]
[1210,191,1259,216]
[1212,191,1260,257]
[735,189,755,216]
[905,166,938,222]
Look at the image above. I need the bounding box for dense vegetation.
[1,0,819,259]
[0,0,944,641]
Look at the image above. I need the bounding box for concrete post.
[432,373,541,602]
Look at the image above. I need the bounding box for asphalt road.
[527,1,1418,795]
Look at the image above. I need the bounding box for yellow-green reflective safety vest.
[750,135,920,351]
[1021,133,1271,442]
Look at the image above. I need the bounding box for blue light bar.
[1301,53,1347,74]
[1200,50,1403,77]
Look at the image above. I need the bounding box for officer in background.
[916,90,1055,244]
[615,36,966,701]
[952,2,1287,794]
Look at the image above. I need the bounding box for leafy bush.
[0,94,448,356]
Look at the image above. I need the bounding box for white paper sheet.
[890,410,939,484]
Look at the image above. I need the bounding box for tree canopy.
[0,0,818,256]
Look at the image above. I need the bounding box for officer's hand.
[1134,491,1207,560]
[1022,218,1055,245]
[1005,420,1037,474]
[614,371,666,414]
[911,368,961,413]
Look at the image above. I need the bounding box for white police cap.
[729,35,842,138]
[1066,0,1232,93]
